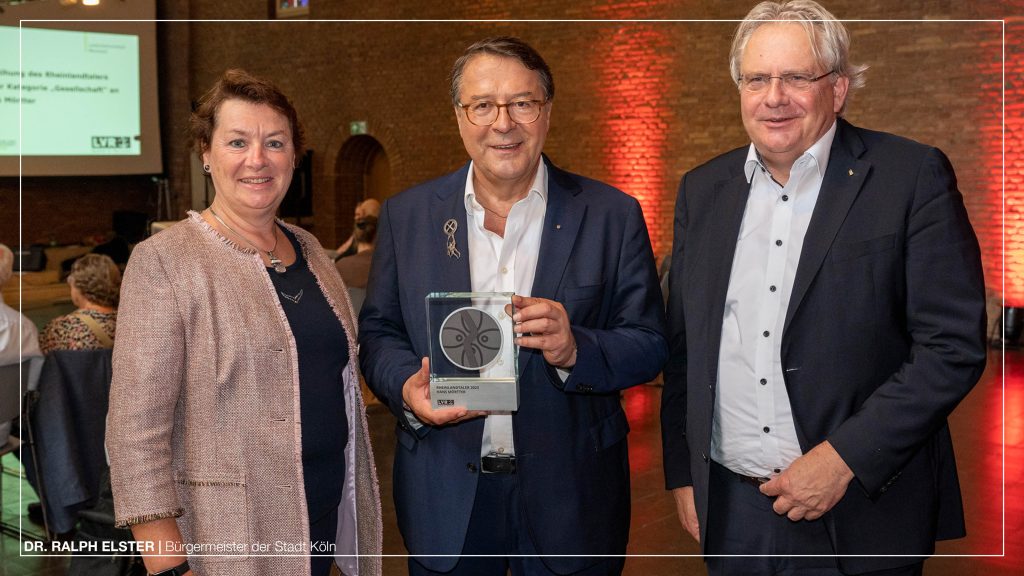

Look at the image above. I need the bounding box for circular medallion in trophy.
[439,307,503,370]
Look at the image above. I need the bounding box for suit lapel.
[428,164,472,292]
[530,159,584,301]
[783,119,870,334]
[523,158,585,373]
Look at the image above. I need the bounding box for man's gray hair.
[449,36,554,107]
[730,0,867,115]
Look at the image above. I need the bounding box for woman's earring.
[203,164,211,174]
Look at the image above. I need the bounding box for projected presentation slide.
[0,25,141,157]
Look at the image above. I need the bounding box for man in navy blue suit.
[359,37,667,575]
[661,2,987,575]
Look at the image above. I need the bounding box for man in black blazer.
[661,2,987,575]
[360,37,667,575]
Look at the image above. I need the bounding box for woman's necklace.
[208,207,287,273]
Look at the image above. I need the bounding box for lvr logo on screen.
[91,136,132,150]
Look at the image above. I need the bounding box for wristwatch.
[150,560,190,576]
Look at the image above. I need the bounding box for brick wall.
[5,1,1019,319]
[997,16,1023,306]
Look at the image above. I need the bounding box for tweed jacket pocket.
[176,476,250,561]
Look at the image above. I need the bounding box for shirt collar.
[743,119,838,183]
[464,160,548,215]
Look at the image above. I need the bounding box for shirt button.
[760,378,767,385]
[775,239,783,246]
[763,330,770,338]
[501,267,509,274]
[782,195,789,202]
[769,285,777,292]
[763,426,771,433]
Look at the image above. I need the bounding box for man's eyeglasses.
[457,99,548,126]
[738,71,835,93]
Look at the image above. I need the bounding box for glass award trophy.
[426,292,519,411]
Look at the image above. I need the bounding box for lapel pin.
[848,169,854,176]
[556,224,561,230]
[443,219,461,259]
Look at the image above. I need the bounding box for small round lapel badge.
[440,307,503,370]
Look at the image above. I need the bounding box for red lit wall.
[595,26,674,257]
[1000,19,1024,306]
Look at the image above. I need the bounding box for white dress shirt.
[712,121,837,478]
[0,301,44,439]
[0,301,43,381]
[464,161,548,459]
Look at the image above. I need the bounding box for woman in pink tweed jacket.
[106,70,382,576]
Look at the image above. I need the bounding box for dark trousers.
[409,471,625,576]
[705,461,923,576]
[309,506,338,576]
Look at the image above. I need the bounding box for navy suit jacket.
[359,157,667,573]
[661,119,987,573]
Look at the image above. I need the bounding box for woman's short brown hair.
[70,254,122,308]
[188,68,305,158]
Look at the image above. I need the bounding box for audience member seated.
[334,198,381,260]
[28,252,119,532]
[335,214,378,314]
[40,254,120,354]
[0,244,44,438]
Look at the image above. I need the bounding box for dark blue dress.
[268,227,348,575]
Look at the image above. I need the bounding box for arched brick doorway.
[332,135,391,245]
